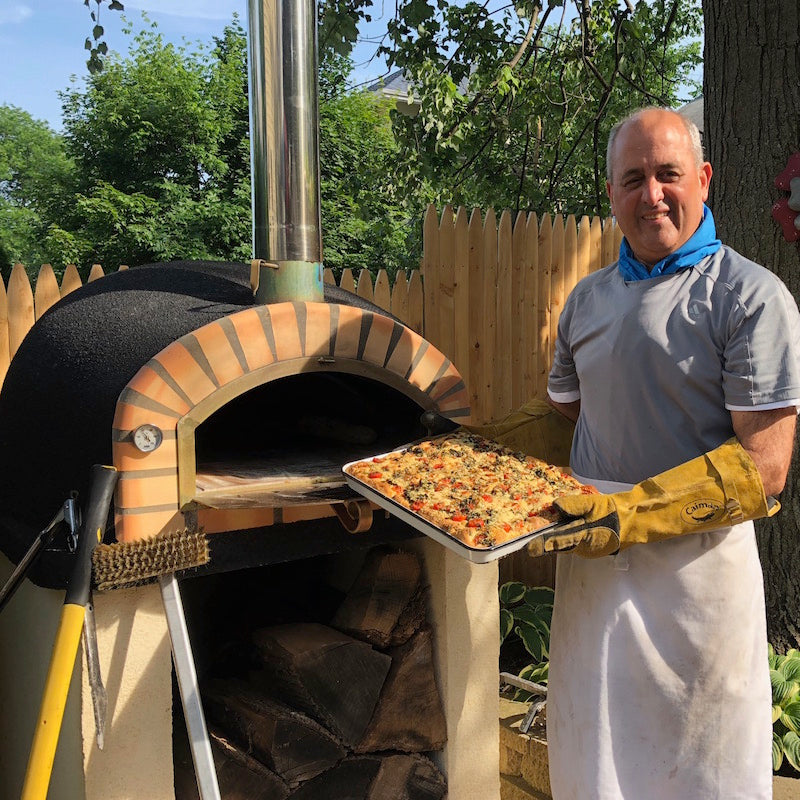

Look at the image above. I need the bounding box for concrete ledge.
[499,698,551,800]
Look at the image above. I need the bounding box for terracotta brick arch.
[111,301,470,541]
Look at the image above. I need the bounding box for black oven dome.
[0,261,394,586]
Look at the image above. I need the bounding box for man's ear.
[699,162,712,201]
[606,180,615,213]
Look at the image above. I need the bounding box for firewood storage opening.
[173,546,448,799]
[190,371,433,513]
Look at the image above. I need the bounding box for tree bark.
[702,0,800,650]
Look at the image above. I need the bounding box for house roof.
[678,95,704,135]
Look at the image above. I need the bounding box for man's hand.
[529,437,779,559]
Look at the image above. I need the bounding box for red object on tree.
[772,153,800,242]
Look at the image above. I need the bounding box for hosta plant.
[770,644,800,774]
[499,581,553,701]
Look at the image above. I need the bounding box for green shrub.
[499,581,553,699]
[769,643,800,774]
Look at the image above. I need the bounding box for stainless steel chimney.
[247,0,324,303]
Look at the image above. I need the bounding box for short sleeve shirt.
[548,245,800,483]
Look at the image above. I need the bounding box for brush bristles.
[93,529,210,591]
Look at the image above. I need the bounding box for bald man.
[543,107,799,799]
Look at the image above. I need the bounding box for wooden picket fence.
[0,206,621,420]
[419,205,621,424]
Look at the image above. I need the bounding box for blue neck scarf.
[617,204,721,282]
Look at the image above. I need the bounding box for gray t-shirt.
[548,245,800,483]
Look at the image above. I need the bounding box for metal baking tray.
[342,447,560,564]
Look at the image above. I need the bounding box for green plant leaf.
[500,607,514,642]
[782,730,800,773]
[771,669,795,705]
[773,731,784,772]
[768,643,777,670]
[515,622,544,662]
[781,698,800,734]
[782,655,800,683]
[520,661,548,684]
[500,581,526,606]
[774,704,784,724]
[524,586,555,607]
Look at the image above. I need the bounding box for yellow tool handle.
[21,603,86,800]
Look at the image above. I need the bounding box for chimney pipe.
[247,0,324,303]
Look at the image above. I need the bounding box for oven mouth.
[182,370,433,512]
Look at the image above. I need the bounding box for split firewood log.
[251,622,391,747]
[355,627,447,754]
[286,753,446,800]
[331,547,426,648]
[174,727,289,800]
[202,679,346,784]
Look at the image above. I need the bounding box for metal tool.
[0,496,80,614]
[160,572,221,800]
[83,600,108,749]
[500,672,548,734]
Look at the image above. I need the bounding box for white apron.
[547,477,773,800]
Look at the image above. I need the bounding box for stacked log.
[175,547,447,799]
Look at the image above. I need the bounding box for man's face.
[606,110,712,268]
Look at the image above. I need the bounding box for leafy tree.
[0,106,75,277]
[319,55,421,279]
[382,0,702,215]
[58,16,253,271]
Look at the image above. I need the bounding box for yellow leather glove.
[464,398,575,467]
[531,438,779,559]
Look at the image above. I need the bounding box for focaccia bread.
[345,430,596,549]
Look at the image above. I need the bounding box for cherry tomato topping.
[482,494,493,502]
[503,523,511,532]
[451,514,466,521]
[368,471,383,479]
[467,519,483,528]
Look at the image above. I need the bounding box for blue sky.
[0,0,392,131]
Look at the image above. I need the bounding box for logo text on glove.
[681,499,726,526]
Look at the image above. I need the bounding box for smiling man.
[541,107,800,799]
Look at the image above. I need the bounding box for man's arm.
[731,407,797,496]
[548,396,581,423]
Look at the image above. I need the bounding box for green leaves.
[770,645,800,775]
[83,0,124,74]
[385,0,702,215]
[499,581,554,680]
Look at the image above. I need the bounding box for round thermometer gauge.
[132,424,163,453]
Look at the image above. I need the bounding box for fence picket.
[339,268,355,293]
[0,278,9,388]
[576,215,591,282]
[437,205,456,362]
[511,211,527,410]
[523,212,539,400]
[537,214,553,399]
[468,208,487,424]
[407,270,424,335]
[481,208,498,424]
[323,268,336,286]
[356,269,374,302]
[34,265,61,320]
[453,207,470,391]
[88,264,105,282]
[391,270,409,325]
[373,270,391,312]
[422,204,440,345]
[590,215,603,272]
[8,264,35,360]
[60,264,82,297]
[549,215,565,390]
[495,209,513,419]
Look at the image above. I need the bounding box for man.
[542,107,800,799]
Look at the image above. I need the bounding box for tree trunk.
[702,0,800,650]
